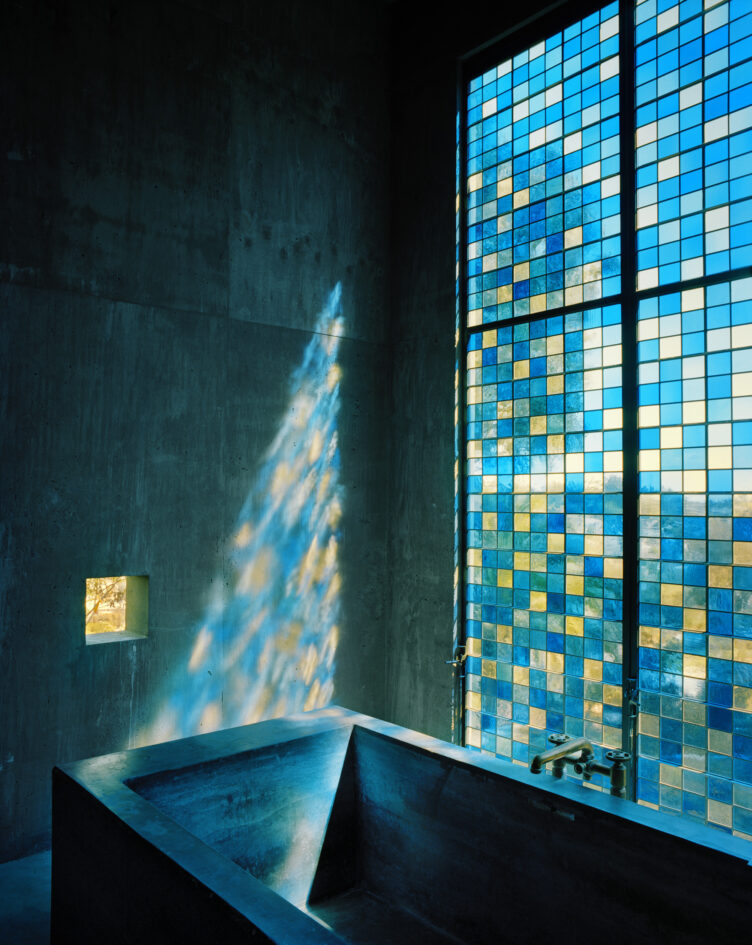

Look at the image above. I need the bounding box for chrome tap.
[530,733,630,798]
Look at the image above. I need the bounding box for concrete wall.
[1,0,390,862]
[386,0,575,742]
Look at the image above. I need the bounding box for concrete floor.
[0,850,50,944]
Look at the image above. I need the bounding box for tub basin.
[52,707,752,944]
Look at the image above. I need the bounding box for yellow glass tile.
[548,533,565,553]
[640,625,660,647]
[513,188,530,208]
[660,764,682,788]
[661,426,683,449]
[584,472,604,492]
[547,334,564,355]
[482,513,497,531]
[547,651,564,674]
[661,584,683,607]
[547,474,565,494]
[684,654,706,679]
[584,535,604,556]
[603,684,622,706]
[734,494,752,517]
[683,608,706,632]
[583,261,602,283]
[565,285,584,306]
[498,437,513,456]
[640,494,661,515]
[566,555,584,575]
[497,625,513,644]
[735,639,752,664]
[513,665,529,685]
[467,350,483,369]
[482,330,497,347]
[466,728,481,748]
[466,637,482,657]
[583,368,603,391]
[530,494,547,513]
[684,470,706,492]
[529,416,546,437]
[603,452,622,472]
[514,474,531,492]
[513,359,530,379]
[603,408,622,429]
[547,373,564,396]
[604,557,623,579]
[708,729,732,755]
[584,659,603,680]
[514,552,530,571]
[482,659,497,678]
[497,284,513,303]
[734,542,752,566]
[513,262,530,282]
[497,400,513,419]
[566,615,584,636]
[529,591,547,611]
[683,400,705,423]
[733,686,752,711]
[708,800,733,828]
[530,294,547,313]
[497,569,513,588]
[512,722,529,744]
[468,172,483,192]
[708,565,733,588]
[566,575,584,596]
[497,178,512,197]
[467,548,482,567]
[639,405,660,428]
[466,691,481,711]
[566,452,584,473]
[564,226,583,247]
[708,446,732,469]
[603,727,622,750]
[547,434,565,453]
[681,286,704,311]
[514,513,530,532]
[468,309,482,327]
[733,372,752,397]
[640,449,660,471]
[482,253,498,273]
[466,386,481,405]
[639,713,659,736]
[482,475,497,493]
[529,707,546,730]
[659,336,682,359]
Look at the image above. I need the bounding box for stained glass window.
[462,0,752,839]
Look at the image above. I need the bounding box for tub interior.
[127,724,749,945]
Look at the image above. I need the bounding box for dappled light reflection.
[138,285,345,745]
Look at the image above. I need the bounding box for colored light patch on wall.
[464,306,625,780]
[635,0,752,290]
[466,2,621,328]
[636,276,752,839]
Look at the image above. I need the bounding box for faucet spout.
[530,736,593,776]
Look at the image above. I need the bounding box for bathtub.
[52,707,751,944]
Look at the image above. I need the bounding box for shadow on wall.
[138,285,345,746]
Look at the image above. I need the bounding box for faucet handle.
[547,733,570,746]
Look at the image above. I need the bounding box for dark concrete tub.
[52,707,751,944]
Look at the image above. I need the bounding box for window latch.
[445,645,466,668]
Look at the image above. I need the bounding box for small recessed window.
[85,576,148,644]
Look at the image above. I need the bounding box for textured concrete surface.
[0,850,51,945]
[1,0,390,862]
[52,709,752,945]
